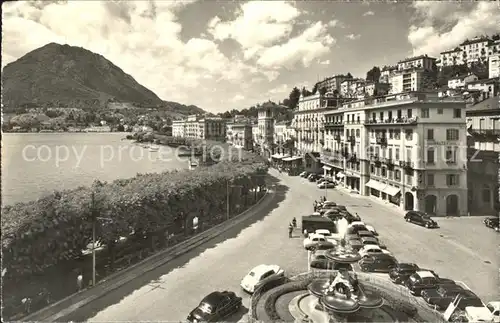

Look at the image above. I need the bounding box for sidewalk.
[22,190,275,322]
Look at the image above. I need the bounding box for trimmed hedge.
[2,141,268,277]
[263,279,312,321]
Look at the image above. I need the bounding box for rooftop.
[440,47,462,54]
[466,96,500,112]
[467,77,499,85]
[398,54,436,64]
[460,36,492,46]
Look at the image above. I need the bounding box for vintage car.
[389,263,421,284]
[484,217,500,231]
[187,291,242,322]
[240,264,285,293]
[358,245,391,258]
[405,271,456,296]
[360,236,387,249]
[314,229,338,243]
[421,285,479,310]
[404,211,438,228]
[310,250,353,271]
[358,253,398,273]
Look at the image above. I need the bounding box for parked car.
[486,302,500,322]
[360,236,387,249]
[358,245,391,258]
[322,201,337,208]
[300,171,310,178]
[303,233,328,250]
[318,181,336,189]
[343,212,361,223]
[357,230,375,239]
[405,271,456,296]
[422,286,480,310]
[324,210,343,221]
[348,238,363,251]
[347,223,368,235]
[484,217,500,231]
[365,224,379,236]
[313,240,336,251]
[187,291,242,322]
[308,174,320,182]
[314,229,338,243]
[358,254,398,273]
[310,250,353,270]
[389,263,421,284]
[240,264,285,293]
[404,211,438,228]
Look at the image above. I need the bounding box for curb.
[22,188,275,322]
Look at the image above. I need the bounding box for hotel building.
[397,55,437,72]
[489,53,500,79]
[256,101,280,158]
[389,68,431,94]
[226,118,253,150]
[316,74,351,95]
[322,92,468,216]
[172,115,226,141]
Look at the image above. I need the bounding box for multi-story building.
[322,92,468,216]
[488,39,500,56]
[226,118,252,150]
[447,73,479,89]
[172,115,226,141]
[466,96,500,215]
[489,53,500,79]
[340,78,366,98]
[438,47,464,68]
[256,101,279,158]
[274,121,291,145]
[397,55,437,72]
[389,68,435,94]
[459,37,492,65]
[316,74,352,95]
[172,120,185,137]
[467,78,499,98]
[379,66,398,83]
[358,82,390,97]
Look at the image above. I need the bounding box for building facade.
[438,36,496,68]
[379,66,398,83]
[172,120,185,137]
[316,74,351,95]
[226,120,252,150]
[438,48,464,68]
[256,101,279,158]
[172,115,226,141]
[397,55,437,72]
[389,69,426,94]
[489,53,500,79]
[322,92,468,216]
[447,73,479,89]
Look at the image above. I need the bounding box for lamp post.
[227,180,243,221]
[90,191,112,287]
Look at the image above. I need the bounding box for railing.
[348,136,356,145]
[376,137,388,146]
[366,117,418,125]
[399,160,414,169]
[383,157,394,166]
[344,120,362,125]
[334,135,341,141]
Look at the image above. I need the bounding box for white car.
[358,245,391,258]
[365,224,379,236]
[240,264,284,293]
[348,221,366,228]
[303,233,327,250]
[318,181,335,189]
[314,229,338,243]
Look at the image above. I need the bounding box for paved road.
[64,169,499,322]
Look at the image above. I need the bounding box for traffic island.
[253,272,446,323]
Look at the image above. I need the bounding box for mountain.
[2,43,205,115]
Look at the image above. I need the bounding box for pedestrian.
[77,273,83,291]
[21,297,31,314]
[303,228,308,237]
[292,217,297,228]
[288,223,293,238]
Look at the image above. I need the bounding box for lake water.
[1,133,188,206]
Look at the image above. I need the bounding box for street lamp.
[90,191,112,287]
[227,180,243,221]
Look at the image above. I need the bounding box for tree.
[366,66,381,83]
[301,87,308,97]
[492,34,500,41]
[312,83,319,94]
[117,124,125,132]
[346,72,353,79]
[319,87,327,96]
[288,87,301,109]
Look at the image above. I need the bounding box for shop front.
[322,165,334,180]
[366,179,401,205]
[282,156,303,175]
[270,153,290,169]
[345,171,360,192]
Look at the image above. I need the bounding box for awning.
[383,185,401,196]
[323,165,332,171]
[365,180,386,191]
[283,156,302,162]
[336,172,345,178]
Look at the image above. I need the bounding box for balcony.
[345,120,362,125]
[376,137,387,146]
[399,160,414,170]
[348,136,356,146]
[324,121,344,129]
[334,135,341,142]
[383,157,394,166]
[370,154,380,162]
[348,154,358,162]
[341,148,349,157]
[365,117,418,126]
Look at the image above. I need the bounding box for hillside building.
[447,73,479,89]
[489,53,500,79]
[397,55,437,72]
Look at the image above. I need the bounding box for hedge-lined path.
[60,171,315,322]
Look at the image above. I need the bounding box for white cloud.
[231,94,245,102]
[408,2,500,56]
[363,11,374,16]
[208,1,300,49]
[269,84,290,94]
[1,0,271,112]
[320,60,330,65]
[346,34,360,40]
[328,20,339,27]
[255,22,336,69]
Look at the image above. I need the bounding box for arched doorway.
[446,195,459,216]
[404,192,414,211]
[424,195,437,214]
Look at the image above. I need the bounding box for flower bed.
[2,140,268,319]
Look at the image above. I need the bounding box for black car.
[310,250,354,270]
[422,287,480,310]
[187,291,242,322]
[484,217,500,231]
[405,271,456,296]
[308,174,320,182]
[389,263,421,284]
[358,254,398,273]
[404,211,438,228]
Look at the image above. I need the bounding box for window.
[389,129,393,139]
[453,108,462,118]
[381,168,387,177]
[375,147,380,156]
[356,129,360,137]
[388,111,393,120]
[427,129,434,140]
[405,130,413,141]
[394,130,401,140]
[407,109,413,118]
[422,108,430,118]
[446,129,459,140]
[446,174,459,186]
[427,174,435,186]
[397,109,402,119]
[379,112,384,121]
[406,148,412,162]
[445,147,456,164]
[372,112,376,121]
[371,165,375,173]
[395,170,401,181]
[395,148,400,160]
[427,148,435,164]
[388,148,393,159]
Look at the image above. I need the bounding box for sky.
[2,0,500,113]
